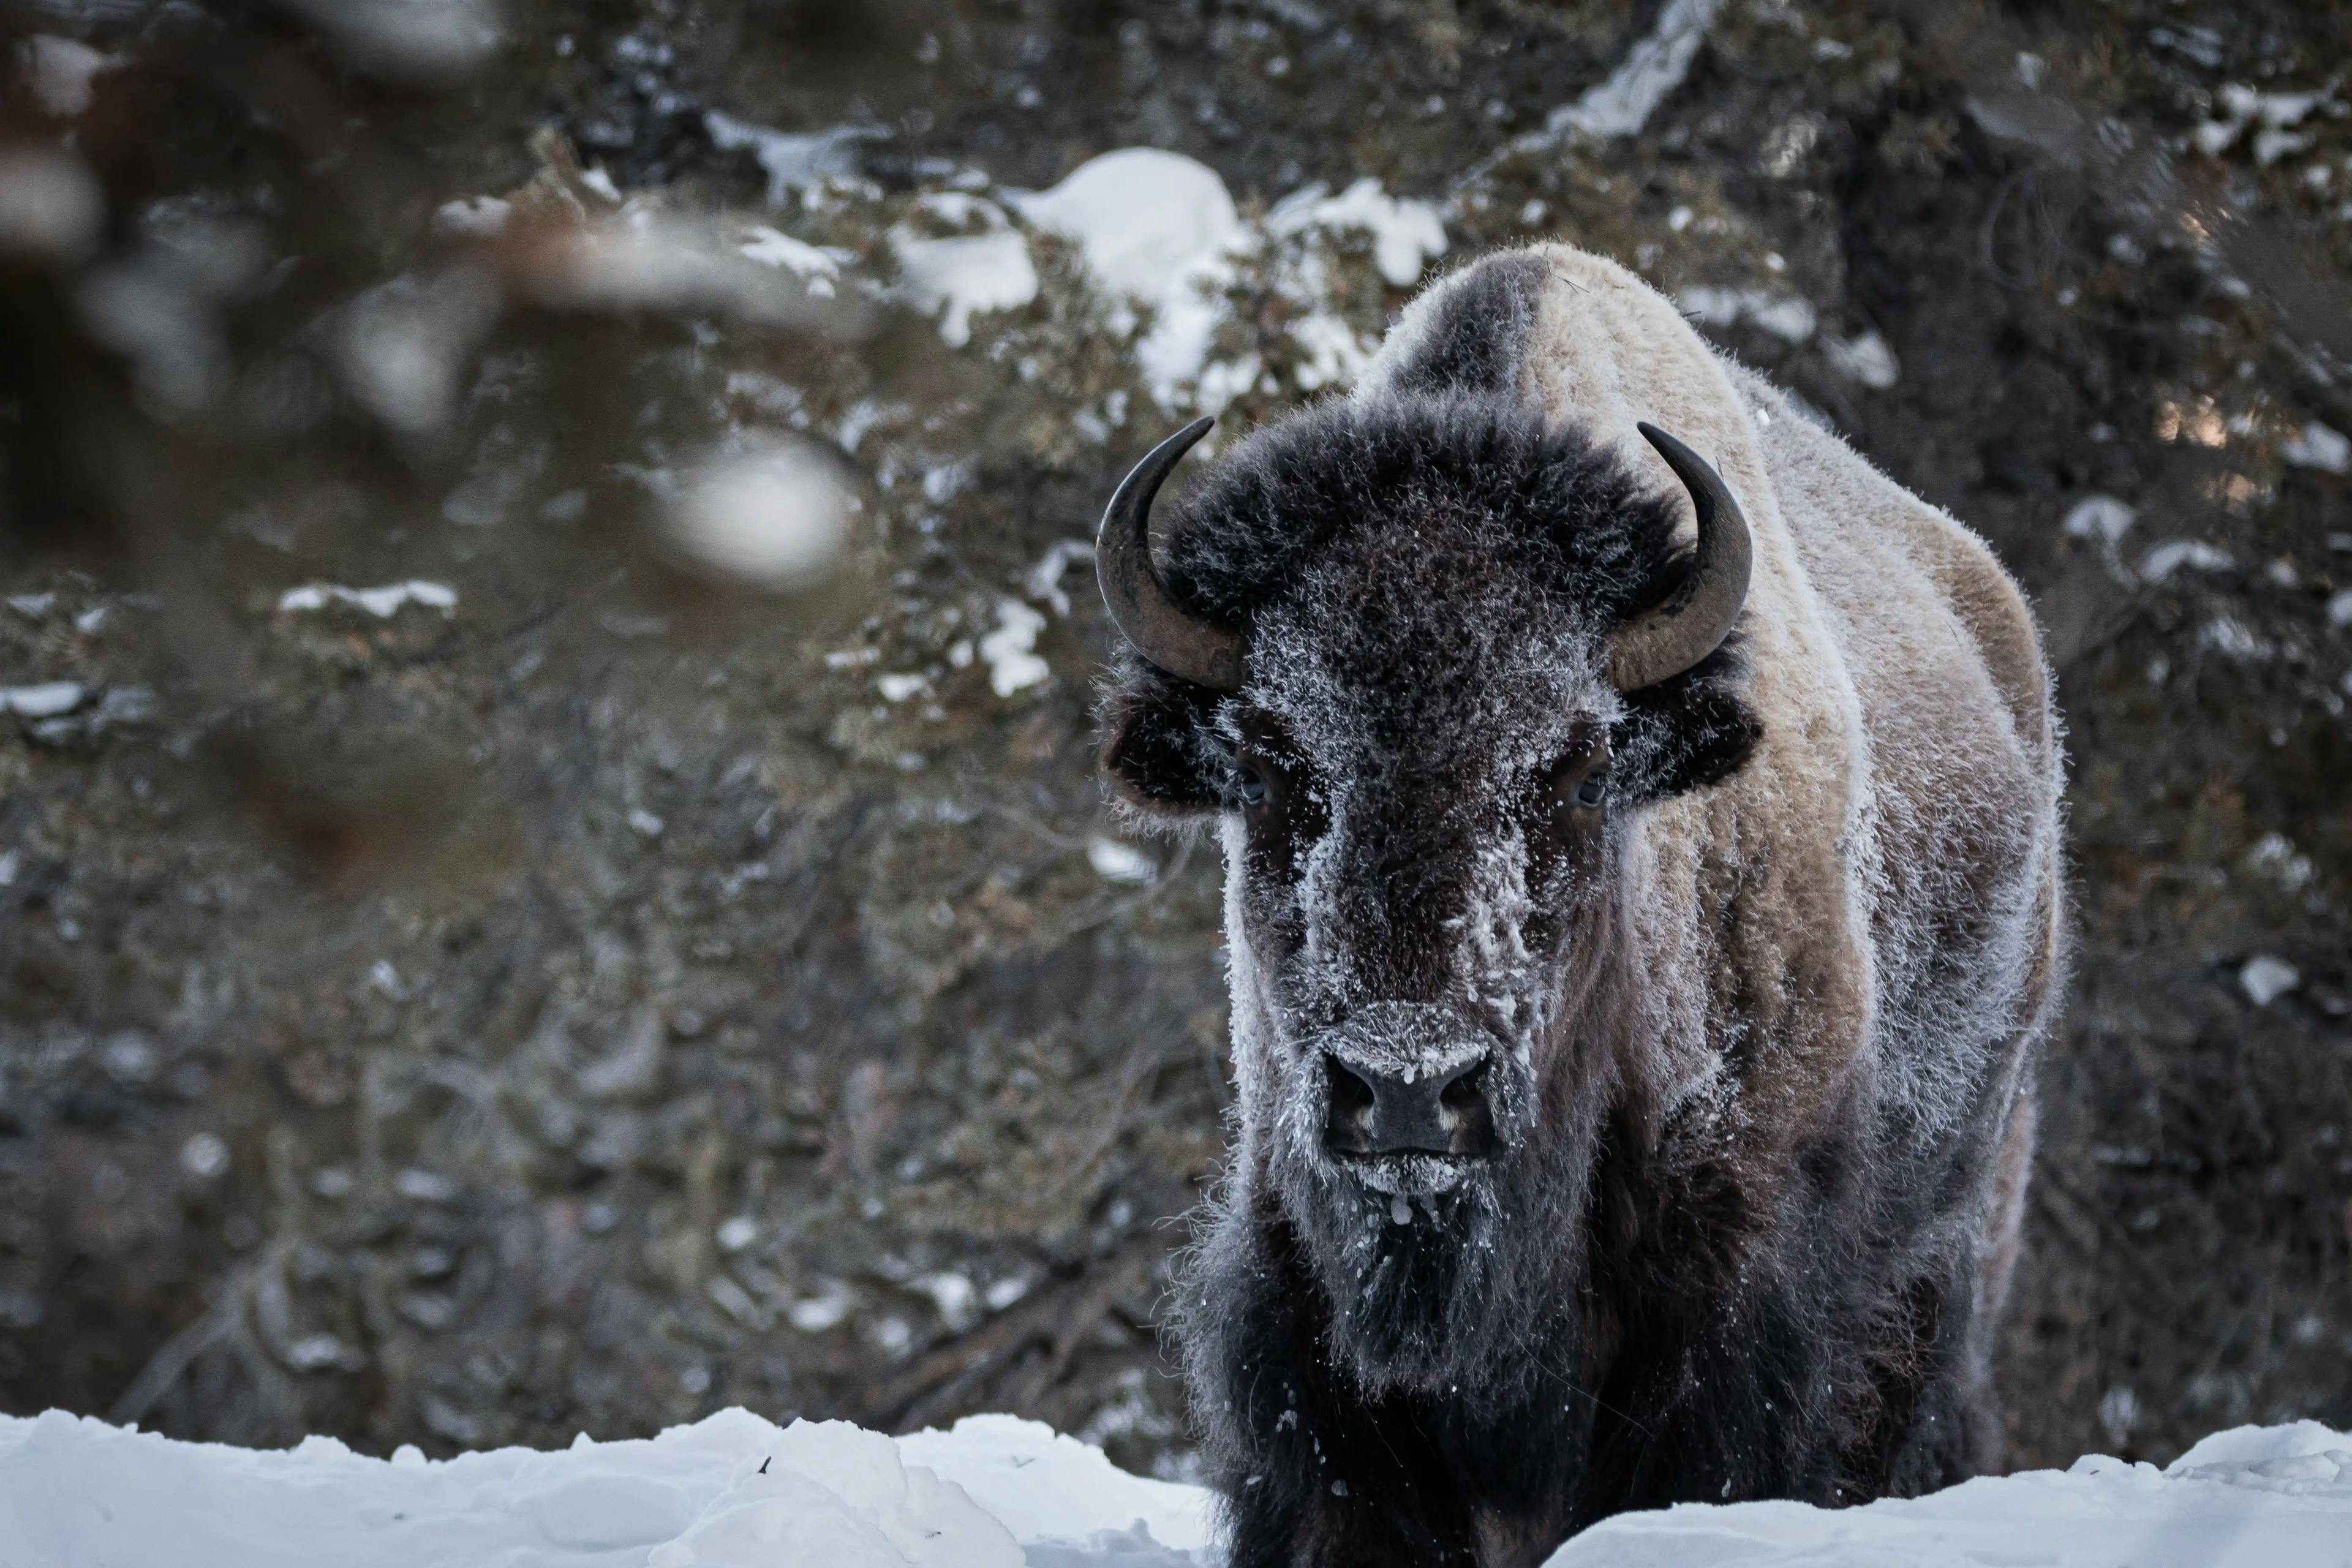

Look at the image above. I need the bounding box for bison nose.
[1322,1055,1498,1160]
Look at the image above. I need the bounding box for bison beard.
[1093,246,2064,1567]
[1267,1085,1599,1401]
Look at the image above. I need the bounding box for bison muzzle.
[1092,244,2066,1567]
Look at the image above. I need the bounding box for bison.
[1090,245,2065,1566]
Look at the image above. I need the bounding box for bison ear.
[1615,640,1763,800]
[1098,660,1229,815]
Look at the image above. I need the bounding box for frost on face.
[1218,539,1622,1180]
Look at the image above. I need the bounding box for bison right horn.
[1095,417,1247,692]
[1608,423,1755,692]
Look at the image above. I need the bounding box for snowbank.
[1547,1420,2352,1568]
[4,1406,2347,1567]
[0,1406,1215,1568]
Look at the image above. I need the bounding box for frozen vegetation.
[2,1406,2348,1567]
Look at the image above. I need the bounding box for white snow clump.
[2282,421,2349,475]
[1548,0,1721,140]
[2062,495,2138,546]
[277,581,458,618]
[893,227,1040,349]
[2138,540,2233,582]
[0,681,88,718]
[1014,148,1447,410]
[1678,285,1818,343]
[18,35,112,118]
[1264,176,1449,288]
[2240,954,2301,1008]
[978,599,1050,697]
[662,438,853,590]
[704,113,886,206]
[1086,835,1158,884]
[1823,330,1900,389]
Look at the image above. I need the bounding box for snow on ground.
[1551,1420,2352,1567]
[0,1406,1215,1568]
[4,1406,2348,1568]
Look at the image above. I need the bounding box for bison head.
[1096,394,1761,1398]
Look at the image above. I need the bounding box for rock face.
[1,0,2348,1486]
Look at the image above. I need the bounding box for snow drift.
[0,1406,1213,1568]
[1551,1420,2352,1567]
[4,1405,2349,1567]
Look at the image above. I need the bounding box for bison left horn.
[1609,423,1755,692]
[1096,416,1247,692]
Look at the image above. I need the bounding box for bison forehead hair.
[1102,393,1763,820]
[1164,391,1679,644]
[1099,393,1762,1398]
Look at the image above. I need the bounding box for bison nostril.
[1327,1059,1376,1120]
[1322,1058,1379,1156]
[1439,1062,1486,1114]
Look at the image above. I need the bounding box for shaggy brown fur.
[1098,245,2065,1567]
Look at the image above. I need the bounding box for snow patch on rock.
[894,228,1039,348]
[1264,177,1447,288]
[2241,954,2301,1007]
[0,681,88,718]
[2282,421,2349,475]
[1012,149,1444,411]
[1678,285,1817,343]
[1012,149,1251,410]
[277,581,458,617]
[1823,330,1899,389]
[704,113,886,205]
[17,35,112,118]
[1012,148,1243,307]
[2062,494,2138,546]
[1548,0,1721,140]
[978,599,1050,697]
[739,226,853,297]
[2138,540,2234,582]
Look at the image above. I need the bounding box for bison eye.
[1235,764,1271,810]
[1541,740,1611,824]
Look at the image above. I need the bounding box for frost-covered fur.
[1098,245,2065,1567]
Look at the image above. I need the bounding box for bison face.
[1093,398,1760,1394]
[1201,559,1635,1393]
